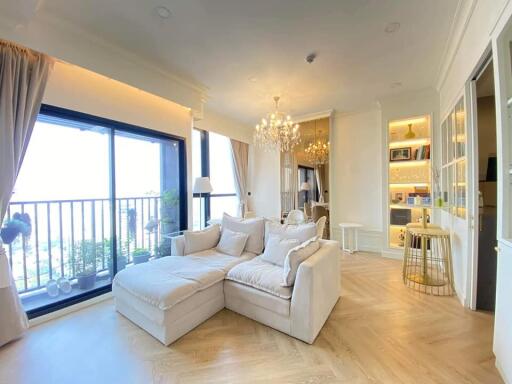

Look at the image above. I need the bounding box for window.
[441,97,466,219]
[192,129,238,229]
[298,166,318,208]
[4,105,187,318]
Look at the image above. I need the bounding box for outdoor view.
[2,114,183,313]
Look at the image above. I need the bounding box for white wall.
[43,61,194,226]
[195,108,253,144]
[330,108,383,252]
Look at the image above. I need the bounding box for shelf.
[389,182,429,188]
[389,204,432,209]
[390,224,406,228]
[389,138,430,148]
[389,159,429,167]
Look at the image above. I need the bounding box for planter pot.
[108,257,127,277]
[133,253,150,264]
[76,272,96,290]
[0,227,19,245]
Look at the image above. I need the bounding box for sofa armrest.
[171,235,186,256]
[290,239,340,344]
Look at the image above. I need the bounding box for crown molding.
[435,0,478,92]
[294,109,334,123]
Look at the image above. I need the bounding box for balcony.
[3,195,180,313]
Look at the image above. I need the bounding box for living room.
[0,1,511,383]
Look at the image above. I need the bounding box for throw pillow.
[183,224,220,255]
[216,228,249,257]
[261,234,300,267]
[282,236,320,287]
[221,213,265,254]
[265,221,317,245]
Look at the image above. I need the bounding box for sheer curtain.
[0,40,53,347]
[230,139,249,217]
[280,151,298,214]
[315,165,324,202]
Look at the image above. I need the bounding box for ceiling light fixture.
[156,6,172,19]
[305,119,329,165]
[248,76,258,83]
[385,22,400,34]
[391,82,402,88]
[254,96,300,152]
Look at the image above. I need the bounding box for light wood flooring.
[0,252,503,384]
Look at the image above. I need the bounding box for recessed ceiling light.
[248,76,258,83]
[391,82,402,88]
[156,6,172,19]
[385,22,400,34]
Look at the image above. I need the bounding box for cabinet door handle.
[494,246,501,253]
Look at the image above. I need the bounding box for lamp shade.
[300,182,311,191]
[193,177,213,194]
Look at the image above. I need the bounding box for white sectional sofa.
[112,216,340,346]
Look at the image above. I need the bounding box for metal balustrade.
[3,196,177,295]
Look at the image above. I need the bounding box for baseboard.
[331,227,383,254]
[381,248,403,260]
[29,292,112,327]
[496,358,511,384]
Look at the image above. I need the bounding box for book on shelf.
[413,144,430,160]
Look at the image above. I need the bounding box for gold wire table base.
[402,225,455,296]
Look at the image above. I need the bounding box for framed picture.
[390,147,411,161]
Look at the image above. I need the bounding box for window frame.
[193,128,238,226]
[22,104,188,319]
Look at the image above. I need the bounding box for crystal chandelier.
[254,96,300,152]
[304,120,330,164]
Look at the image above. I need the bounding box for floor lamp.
[193,177,213,229]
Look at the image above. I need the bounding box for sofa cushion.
[282,237,320,287]
[187,249,257,273]
[113,256,225,310]
[183,224,220,255]
[261,234,300,267]
[221,214,265,254]
[226,257,293,299]
[265,222,317,245]
[216,228,249,257]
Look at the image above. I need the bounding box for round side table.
[339,223,363,253]
[402,227,455,296]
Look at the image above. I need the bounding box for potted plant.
[72,240,99,290]
[0,213,31,245]
[132,248,151,264]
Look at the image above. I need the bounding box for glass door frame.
[26,104,188,318]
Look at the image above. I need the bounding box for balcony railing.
[3,195,180,295]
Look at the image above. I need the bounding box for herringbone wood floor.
[0,252,503,384]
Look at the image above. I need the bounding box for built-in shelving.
[387,114,432,249]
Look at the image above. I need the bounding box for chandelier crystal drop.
[254,96,300,152]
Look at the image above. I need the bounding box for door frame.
[466,47,494,310]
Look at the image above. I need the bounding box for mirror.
[280,117,330,236]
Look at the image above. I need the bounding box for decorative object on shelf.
[391,192,403,204]
[390,147,411,161]
[390,208,411,226]
[304,119,330,164]
[404,123,416,139]
[398,229,405,247]
[431,166,443,207]
[254,96,300,152]
[193,177,213,229]
[57,277,72,294]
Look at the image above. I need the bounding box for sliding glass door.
[3,105,187,318]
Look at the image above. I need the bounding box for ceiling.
[1,0,459,124]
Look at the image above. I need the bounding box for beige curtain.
[230,139,249,217]
[280,151,298,213]
[0,40,53,347]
